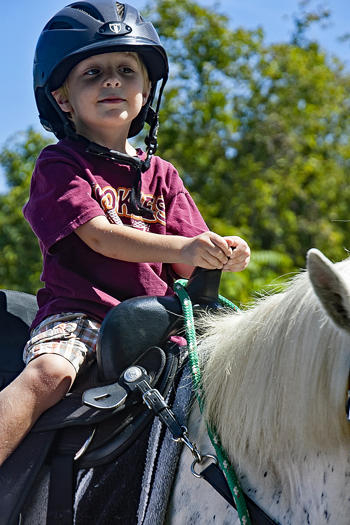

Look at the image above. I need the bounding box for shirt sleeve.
[165,189,208,237]
[23,157,105,253]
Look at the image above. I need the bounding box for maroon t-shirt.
[23,138,208,328]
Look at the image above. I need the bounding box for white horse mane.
[198,252,350,473]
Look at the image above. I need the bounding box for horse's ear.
[307,248,350,332]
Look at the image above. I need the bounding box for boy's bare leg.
[0,354,76,466]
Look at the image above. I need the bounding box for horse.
[166,248,350,524]
[7,248,350,524]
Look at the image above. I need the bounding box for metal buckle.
[172,426,202,462]
[172,425,219,478]
[142,388,162,410]
[191,454,219,478]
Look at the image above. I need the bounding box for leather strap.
[0,430,56,525]
[47,455,74,525]
[46,426,93,525]
[137,380,184,440]
[201,463,277,525]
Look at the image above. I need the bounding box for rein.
[174,280,252,525]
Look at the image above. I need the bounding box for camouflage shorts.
[23,312,101,374]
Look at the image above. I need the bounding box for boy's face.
[52,52,150,148]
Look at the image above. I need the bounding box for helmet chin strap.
[44,87,80,141]
[85,104,159,219]
[128,88,164,218]
[85,139,154,219]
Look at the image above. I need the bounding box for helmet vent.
[49,21,74,30]
[116,2,125,20]
[69,4,101,20]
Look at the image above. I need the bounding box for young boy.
[0,0,250,466]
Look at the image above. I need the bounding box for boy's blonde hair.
[56,51,150,102]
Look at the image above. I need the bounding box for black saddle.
[0,289,38,390]
[0,268,222,525]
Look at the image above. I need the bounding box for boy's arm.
[75,215,232,270]
[171,262,197,279]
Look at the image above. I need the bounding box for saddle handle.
[97,268,222,382]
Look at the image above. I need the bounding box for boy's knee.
[24,353,76,400]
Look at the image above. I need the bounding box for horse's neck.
[235,441,350,525]
[187,403,350,525]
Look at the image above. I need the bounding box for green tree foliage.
[0,128,52,293]
[150,0,350,274]
[290,0,331,47]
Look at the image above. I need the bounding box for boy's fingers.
[205,251,228,268]
[223,253,250,270]
[209,234,231,257]
[225,236,250,254]
[229,244,250,260]
[231,249,250,262]
[200,244,230,269]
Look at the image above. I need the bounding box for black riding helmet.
[34,0,168,216]
[34,0,168,139]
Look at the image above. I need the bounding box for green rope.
[174,279,251,525]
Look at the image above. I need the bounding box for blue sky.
[0,0,349,192]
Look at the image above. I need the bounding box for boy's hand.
[181,231,233,270]
[221,236,250,272]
